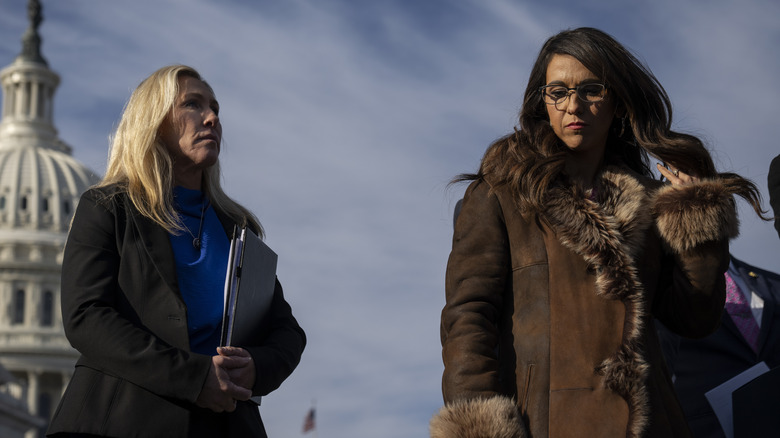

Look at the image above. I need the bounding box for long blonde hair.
[99,65,263,236]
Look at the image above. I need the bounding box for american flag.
[302,407,316,433]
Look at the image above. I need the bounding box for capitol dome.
[0,136,97,244]
[0,2,99,435]
[0,58,97,238]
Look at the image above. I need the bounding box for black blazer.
[48,185,305,438]
[769,154,780,238]
[658,256,780,438]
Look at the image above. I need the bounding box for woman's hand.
[195,355,252,413]
[657,163,698,186]
[218,346,257,392]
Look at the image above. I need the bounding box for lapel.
[741,265,777,355]
[728,258,778,356]
[720,309,757,355]
[123,195,182,297]
[214,208,238,239]
[757,294,776,355]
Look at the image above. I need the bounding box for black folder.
[220,226,278,347]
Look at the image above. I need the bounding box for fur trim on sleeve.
[429,396,527,438]
[652,179,739,253]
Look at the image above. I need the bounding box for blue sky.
[1,0,779,436]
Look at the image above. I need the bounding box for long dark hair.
[460,27,764,217]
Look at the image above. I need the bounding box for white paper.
[705,361,769,438]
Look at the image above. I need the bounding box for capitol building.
[0,1,99,437]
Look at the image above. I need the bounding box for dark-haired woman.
[431,28,764,438]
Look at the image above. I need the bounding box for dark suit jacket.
[48,185,305,438]
[658,256,780,438]
[769,154,780,238]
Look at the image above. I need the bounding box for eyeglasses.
[539,83,607,109]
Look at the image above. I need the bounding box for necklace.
[184,199,207,249]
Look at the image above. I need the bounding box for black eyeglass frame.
[539,83,607,108]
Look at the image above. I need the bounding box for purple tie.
[724,272,760,353]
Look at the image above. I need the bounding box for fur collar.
[543,166,653,438]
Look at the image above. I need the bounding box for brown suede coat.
[433,165,737,438]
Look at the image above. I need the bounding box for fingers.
[216,347,257,390]
[656,163,698,186]
[213,352,252,369]
[213,370,251,411]
[217,346,250,357]
[214,353,253,400]
[222,378,252,402]
[196,357,253,413]
[225,363,257,390]
[656,162,675,180]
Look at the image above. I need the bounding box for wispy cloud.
[1,0,778,436]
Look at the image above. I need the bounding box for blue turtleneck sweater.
[169,186,230,355]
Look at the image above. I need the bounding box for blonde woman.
[49,65,305,438]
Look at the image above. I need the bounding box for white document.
[705,361,769,438]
